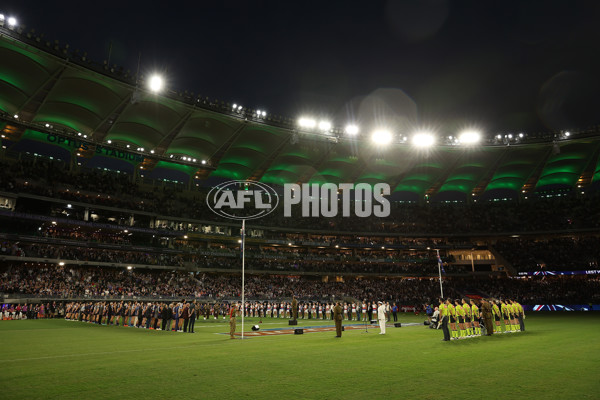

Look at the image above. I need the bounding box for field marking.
[0,343,213,363]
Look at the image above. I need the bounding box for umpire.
[439,298,450,341]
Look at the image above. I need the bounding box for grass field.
[1,313,599,399]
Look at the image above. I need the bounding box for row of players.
[1,302,59,320]
[240,301,399,321]
[59,300,404,330]
[434,298,525,340]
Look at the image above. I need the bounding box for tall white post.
[241,219,245,340]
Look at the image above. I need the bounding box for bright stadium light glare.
[371,130,393,145]
[319,121,332,132]
[107,140,112,144]
[201,160,207,164]
[148,75,164,92]
[7,17,17,27]
[412,132,435,147]
[345,124,359,135]
[298,117,316,129]
[458,130,481,144]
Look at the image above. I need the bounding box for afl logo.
[206,180,280,220]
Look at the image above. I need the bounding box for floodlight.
[59,262,65,266]
[507,134,513,139]
[193,158,197,162]
[298,117,316,129]
[519,133,524,138]
[371,130,393,145]
[565,131,570,137]
[126,144,130,148]
[107,140,112,144]
[78,132,82,136]
[140,147,144,152]
[13,114,18,119]
[7,17,17,27]
[496,134,502,140]
[150,150,155,154]
[261,111,266,117]
[412,132,435,147]
[0,14,4,21]
[148,75,164,92]
[83,135,87,138]
[127,266,132,270]
[232,103,237,109]
[345,124,359,135]
[458,130,481,144]
[201,160,207,165]
[319,121,332,132]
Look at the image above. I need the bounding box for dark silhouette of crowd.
[495,237,600,271]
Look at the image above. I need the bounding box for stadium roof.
[1,30,600,201]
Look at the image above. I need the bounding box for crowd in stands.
[2,158,600,235]
[494,237,600,271]
[1,240,465,275]
[1,264,598,305]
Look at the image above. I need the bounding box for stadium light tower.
[412,132,435,147]
[148,74,164,93]
[371,130,393,145]
[319,120,332,132]
[298,117,316,129]
[458,130,481,145]
[345,124,359,136]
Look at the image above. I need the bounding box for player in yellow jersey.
[462,299,473,337]
[500,300,511,332]
[470,299,481,336]
[446,299,458,340]
[454,300,466,338]
[492,301,501,333]
[511,300,525,331]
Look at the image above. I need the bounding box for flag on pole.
[240,226,245,256]
[437,254,446,274]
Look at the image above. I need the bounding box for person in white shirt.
[377,301,387,334]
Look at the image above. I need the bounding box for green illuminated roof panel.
[356,147,418,185]
[106,122,164,149]
[209,124,289,180]
[262,138,327,184]
[393,148,461,196]
[34,71,129,135]
[438,148,502,194]
[168,113,243,161]
[33,102,102,134]
[485,145,549,193]
[536,140,600,189]
[0,40,58,97]
[307,142,362,183]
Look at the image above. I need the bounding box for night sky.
[4,0,600,134]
